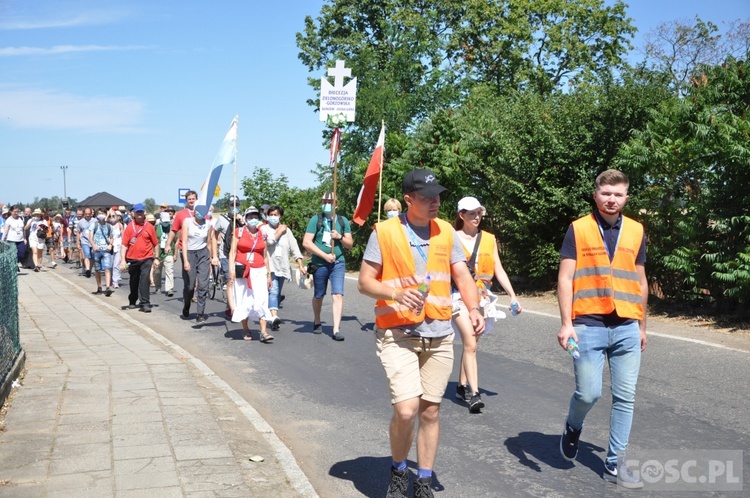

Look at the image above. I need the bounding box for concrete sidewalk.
[0,269,316,497]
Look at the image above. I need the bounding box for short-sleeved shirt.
[363,214,466,338]
[121,221,158,261]
[88,221,113,248]
[305,214,352,265]
[560,211,646,327]
[3,217,24,242]
[77,217,93,245]
[171,208,194,234]
[212,214,232,258]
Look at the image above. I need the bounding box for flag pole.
[377,120,384,224]
[331,127,339,256]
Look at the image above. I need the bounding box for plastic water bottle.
[567,338,580,359]
[415,275,431,314]
[510,301,520,316]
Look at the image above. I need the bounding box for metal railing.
[0,241,21,404]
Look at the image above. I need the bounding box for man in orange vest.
[557,169,648,489]
[358,169,484,498]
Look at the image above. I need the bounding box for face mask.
[267,216,280,226]
[322,204,333,215]
[108,217,116,224]
[247,218,260,228]
[97,215,106,222]
[387,210,399,219]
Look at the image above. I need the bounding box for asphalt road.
[60,261,750,497]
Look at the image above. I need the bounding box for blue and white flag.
[195,115,237,217]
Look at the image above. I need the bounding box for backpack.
[223,223,244,257]
[315,214,345,236]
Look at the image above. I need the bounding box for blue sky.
[1,0,748,207]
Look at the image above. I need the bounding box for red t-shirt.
[171,208,194,233]
[121,221,158,261]
[235,228,266,269]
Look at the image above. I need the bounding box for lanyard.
[247,229,260,253]
[130,221,144,239]
[405,219,428,263]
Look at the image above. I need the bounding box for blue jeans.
[313,260,345,299]
[93,250,113,272]
[566,321,641,466]
[268,273,285,311]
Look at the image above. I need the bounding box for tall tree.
[617,55,750,312]
[448,0,636,94]
[643,16,750,96]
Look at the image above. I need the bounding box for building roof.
[76,192,132,209]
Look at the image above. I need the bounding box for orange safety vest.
[462,230,496,295]
[571,214,644,320]
[374,216,454,329]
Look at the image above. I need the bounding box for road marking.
[347,275,749,354]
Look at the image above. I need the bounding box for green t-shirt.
[156,223,176,259]
[305,214,351,265]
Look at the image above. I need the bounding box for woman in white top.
[1,206,26,271]
[261,205,306,331]
[452,196,522,414]
[110,212,124,288]
[181,210,219,323]
[24,208,47,272]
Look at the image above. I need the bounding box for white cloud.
[0,10,128,30]
[0,89,145,132]
[0,44,149,56]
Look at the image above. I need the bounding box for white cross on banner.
[319,59,357,123]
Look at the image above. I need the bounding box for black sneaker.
[182,303,190,318]
[34,266,40,273]
[413,476,434,498]
[105,287,113,297]
[166,291,174,297]
[140,304,152,313]
[455,384,470,401]
[560,422,582,461]
[196,315,206,324]
[92,288,103,295]
[604,461,644,489]
[385,467,409,498]
[469,393,485,413]
[85,269,91,278]
[271,317,281,331]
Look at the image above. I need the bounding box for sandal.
[260,333,274,343]
[243,332,253,341]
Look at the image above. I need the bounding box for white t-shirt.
[3,217,24,242]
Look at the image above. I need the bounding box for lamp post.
[60,165,69,204]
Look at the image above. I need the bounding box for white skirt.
[231,266,273,323]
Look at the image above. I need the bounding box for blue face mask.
[247,218,260,228]
[387,210,399,219]
[322,204,333,215]
[267,216,280,226]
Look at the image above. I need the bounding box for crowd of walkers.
[6,169,648,498]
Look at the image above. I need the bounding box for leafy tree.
[616,55,750,312]
[389,72,668,284]
[240,166,323,243]
[448,0,636,94]
[143,198,156,214]
[643,16,750,96]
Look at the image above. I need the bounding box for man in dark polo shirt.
[557,169,648,489]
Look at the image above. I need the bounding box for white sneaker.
[51,262,57,268]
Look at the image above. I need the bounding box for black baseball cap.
[402,169,447,198]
